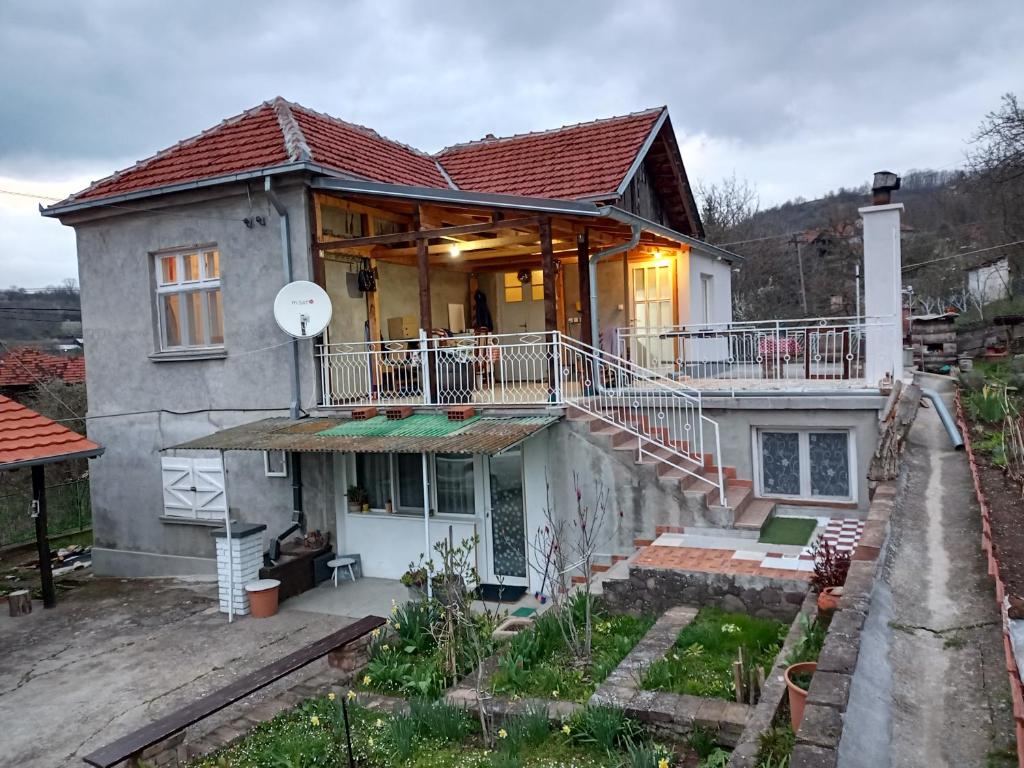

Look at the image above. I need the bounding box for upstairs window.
[155,248,223,350]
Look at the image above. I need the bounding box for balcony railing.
[616,317,885,386]
[316,330,726,503]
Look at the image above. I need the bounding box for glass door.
[484,448,528,586]
[630,262,674,371]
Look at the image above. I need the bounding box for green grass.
[189,695,676,768]
[489,599,655,702]
[758,517,818,546]
[642,607,786,700]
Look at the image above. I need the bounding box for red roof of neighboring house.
[68,99,448,203]
[0,348,86,388]
[436,107,665,200]
[58,100,670,206]
[0,395,101,468]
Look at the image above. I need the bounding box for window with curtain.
[435,454,475,515]
[395,453,425,512]
[155,248,223,350]
[758,429,853,500]
[356,453,390,509]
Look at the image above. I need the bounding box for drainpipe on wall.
[264,178,304,516]
[588,223,642,352]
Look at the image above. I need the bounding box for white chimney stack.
[859,171,905,385]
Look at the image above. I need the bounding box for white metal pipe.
[220,449,234,624]
[422,451,432,599]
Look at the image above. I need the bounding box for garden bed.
[186,693,715,768]
[641,607,786,700]
[488,599,655,703]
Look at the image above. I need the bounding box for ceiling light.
[449,244,461,258]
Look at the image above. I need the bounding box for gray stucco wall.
[67,177,331,576]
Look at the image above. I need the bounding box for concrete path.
[840,393,1015,767]
[0,578,355,768]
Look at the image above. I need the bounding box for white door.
[630,262,675,370]
[483,448,528,586]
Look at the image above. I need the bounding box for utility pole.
[790,236,808,314]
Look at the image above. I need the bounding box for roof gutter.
[0,445,105,472]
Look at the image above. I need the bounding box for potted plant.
[784,612,828,730]
[346,486,368,514]
[810,538,851,612]
[401,565,429,600]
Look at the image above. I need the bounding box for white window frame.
[154,246,223,351]
[348,452,478,517]
[752,427,856,503]
[700,273,714,324]
[263,450,288,478]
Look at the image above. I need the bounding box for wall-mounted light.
[449,244,461,259]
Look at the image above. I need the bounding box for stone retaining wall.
[603,566,808,623]
[788,480,899,768]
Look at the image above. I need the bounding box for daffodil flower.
[561,724,571,735]
[310,715,320,726]
[327,692,336,701]
[658,758,670,768]
[347,690,357,701]
[498,728,508,739]
[363,675,372,686]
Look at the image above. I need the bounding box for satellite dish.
[273,281,332,339]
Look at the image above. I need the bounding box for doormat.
[511,606,536,618]
[475,584,527,603]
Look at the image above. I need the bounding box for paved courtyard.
[0,577,358,768]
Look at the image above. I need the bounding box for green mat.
[758,516,818,546]
[511,606,537,617]
[318,413,479,437]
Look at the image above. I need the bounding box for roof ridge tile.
[272,97,312,162]
[435,106,665,156]
[284,101,434,160]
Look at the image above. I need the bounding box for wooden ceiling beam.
[313,215,542,250]
[379,233,553,258]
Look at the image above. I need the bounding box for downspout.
[921,387,964,449]
[265,178,306,515]
[589,223,642,351]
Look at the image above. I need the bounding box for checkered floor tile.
[808,518,865,555]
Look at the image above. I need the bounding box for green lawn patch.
[642,607,786,700]
[758,516,818,546]
[490,599,655,703]
[188,695,684,768]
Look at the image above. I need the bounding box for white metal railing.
[316,330,726,505]
[616,317,884,384]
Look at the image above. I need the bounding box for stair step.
[655,525,685,536]
[734,498,776,531]
[590,563,611,573]
[589,422,620,436]
[633,538,654,548]
[714,482,753,515]
[566,406,597,422]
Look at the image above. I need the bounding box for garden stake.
[341,696,355,768]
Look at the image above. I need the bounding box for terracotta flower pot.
[817,586,843,612]
[785,662,817,731]
[245,579,281,619]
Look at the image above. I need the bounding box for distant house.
[41,97,905,589]
[0,347,86,397]
[967,256,1010,305]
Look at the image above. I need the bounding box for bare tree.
[696,173,760,243]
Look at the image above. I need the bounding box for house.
[41,98,905,592]
[967,256,1011,305]
[0,346,86,397]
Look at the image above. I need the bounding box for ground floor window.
[756,428,854,501]
[353,452,476,516]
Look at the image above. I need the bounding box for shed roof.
[0,395,103,470]
[167,414,557,455]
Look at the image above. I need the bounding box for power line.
[902,239,1024,272]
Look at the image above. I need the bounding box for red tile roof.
[0,395,101,468]
[60,100,668,206]
[436,107,665,199]
[0,348,86,388]
[68,98,448,203]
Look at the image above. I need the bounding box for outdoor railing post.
[419,329,432,406]
[552,332,563,404]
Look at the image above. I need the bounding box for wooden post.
[414,207,432,333]
[7,589,31,617]
[577,229,592,346]
[32,464,56,609]
[540,217,557,334]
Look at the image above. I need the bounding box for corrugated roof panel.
[318,414,480,437]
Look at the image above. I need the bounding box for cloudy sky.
[1,0,1022,288]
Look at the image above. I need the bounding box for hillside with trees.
[701,94,1024,322]
[0,280,82,347]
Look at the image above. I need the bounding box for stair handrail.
[555,333,726,506]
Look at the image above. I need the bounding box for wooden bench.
[82,615,386,768]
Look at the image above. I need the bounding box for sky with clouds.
[1,0,1022,288]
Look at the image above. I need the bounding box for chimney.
[859,172,904,384]
[871,170,901,205]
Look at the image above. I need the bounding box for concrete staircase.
[565,406,777,550]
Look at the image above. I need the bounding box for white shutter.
[193,458,227,521]
[161,456,227,520]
